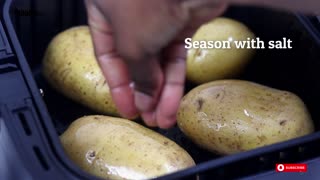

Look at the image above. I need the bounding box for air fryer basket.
[1,0,320,179]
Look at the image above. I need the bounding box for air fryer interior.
[10,0,320,166]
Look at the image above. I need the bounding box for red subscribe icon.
[276,164,307,172]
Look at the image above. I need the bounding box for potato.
[60,115,195,180]
[187,17,255,84]
[177,80,314,155]
[42,26,118,115]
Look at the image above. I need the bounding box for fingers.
[85,0,226,128]
[96,47,137,119]
[155,44,187,129]
[126,56,164,126]
[153,1,227,128]
[86,0,138,118]
[152,3,226,128]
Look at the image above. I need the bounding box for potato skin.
[177,80,314,155]
[60,115,195,180]
[42,26,118,115]
[187,18,255,84]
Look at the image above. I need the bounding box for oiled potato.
[177,80,314,155]
[187,18,255,84]
[60,115,195,180]
[42,26,118,115]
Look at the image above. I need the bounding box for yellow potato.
[42,26,118,115]
[177,80,314,155]
[60,115,195,180]
[187,17,255,84]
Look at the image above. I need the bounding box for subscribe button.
[276,164,307,172]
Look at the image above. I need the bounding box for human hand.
[85,0,227,128]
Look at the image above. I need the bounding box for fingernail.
[118,105,139,120]
[134,91,154,112]
[142,112,157,127]
[122,112,139,120]
[159,116,177,129]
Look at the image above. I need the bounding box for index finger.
[155,43,187,129]
[86,1,138,118]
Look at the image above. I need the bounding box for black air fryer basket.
[1,0,320,179]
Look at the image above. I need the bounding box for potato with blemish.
[42,26,118,115]
[60,115,195,180]
[177,80,314,155]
